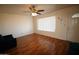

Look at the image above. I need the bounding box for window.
[37,16,56,32]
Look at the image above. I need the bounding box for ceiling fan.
[29,5,44,16]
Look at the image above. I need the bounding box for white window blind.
[37,16,56,32]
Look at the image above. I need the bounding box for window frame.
[37,16,56,32]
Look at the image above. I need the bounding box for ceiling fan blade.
[29,7,32,11]
[37,12,41,15]
[29,5,37,12]
[37,10,44,12]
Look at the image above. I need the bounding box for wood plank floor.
[5,33,69,55]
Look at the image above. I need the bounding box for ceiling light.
[32,13,38,16]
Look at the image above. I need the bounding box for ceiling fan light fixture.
[32,13,38,16]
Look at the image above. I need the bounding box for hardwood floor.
[5,33,69,55]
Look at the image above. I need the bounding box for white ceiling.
[0,4,78,15]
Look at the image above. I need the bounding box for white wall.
[0,14,33,38]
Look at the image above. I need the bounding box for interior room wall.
[34,5,79,42]
[0,13,33,38]
[68,17,79,43]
